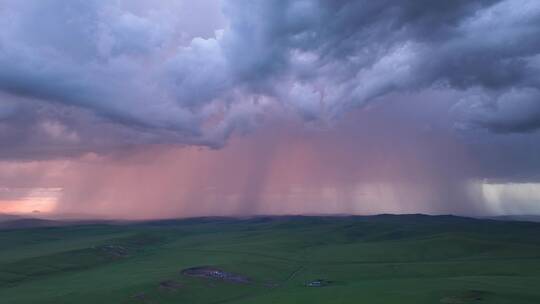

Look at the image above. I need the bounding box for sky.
[0,0,540,219]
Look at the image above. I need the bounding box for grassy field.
[0,214,540,303]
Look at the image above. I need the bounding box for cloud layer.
[0,0,539,159]
[1,0,540,218]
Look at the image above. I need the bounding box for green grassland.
[1,215,540,303]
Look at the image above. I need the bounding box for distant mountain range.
[0,213,117,230]
[0,218,63,229]
[1,212,540,230]
[0,213,24,222]
[487,215,540,223]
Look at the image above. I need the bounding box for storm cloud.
[1,0,540,218]
[0,0,539,158]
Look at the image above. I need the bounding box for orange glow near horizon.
[0,198,57,214]
[0,188,61,215]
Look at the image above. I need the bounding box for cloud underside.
[0,0,539,160]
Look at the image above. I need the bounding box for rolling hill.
[0,215,539,303]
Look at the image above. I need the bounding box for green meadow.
[1,215,540,303]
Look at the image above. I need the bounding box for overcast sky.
[0,0,539,219]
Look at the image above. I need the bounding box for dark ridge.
[0,218,62,230]
[0,218,120,230]
[2,214,540,231]
[0,213,24,222]
[487,215,540,223]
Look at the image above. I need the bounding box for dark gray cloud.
[0,0,539,161]
[219,0,540,119]
[456,89,540,133]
